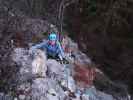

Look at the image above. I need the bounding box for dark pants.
[47,53,59,59]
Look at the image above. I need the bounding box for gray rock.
[31,49,47,77]
[67,76,76,93]
[46,93,59,100]
[19,95,25,100]
[47,59,66,80]
[11,41,131,100]
[0,93,13,100]
[82,86,114,100]
[32,78,66,100]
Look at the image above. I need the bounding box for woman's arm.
[31,41,47,50]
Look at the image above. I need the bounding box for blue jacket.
[31,40,65,58]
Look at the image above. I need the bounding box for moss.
[42,32,48,36]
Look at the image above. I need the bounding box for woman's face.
[49,40,56,45]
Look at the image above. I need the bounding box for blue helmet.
[49,33,57,41]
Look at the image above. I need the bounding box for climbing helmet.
[49,32,57,41]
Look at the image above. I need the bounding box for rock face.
[65,0,133,96]
[0,0,132,98]
[31,49,47,77]
[73,62,96,88]
[10,37,131,100]
[0,93,13,100]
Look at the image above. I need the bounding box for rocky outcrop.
[64,0,133,96]
[0,0,132,99]
[9,37,131,100]
[0,14,131,99]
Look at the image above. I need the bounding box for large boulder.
[11,45,131,100]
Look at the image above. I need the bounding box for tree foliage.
[64,0,133,94]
